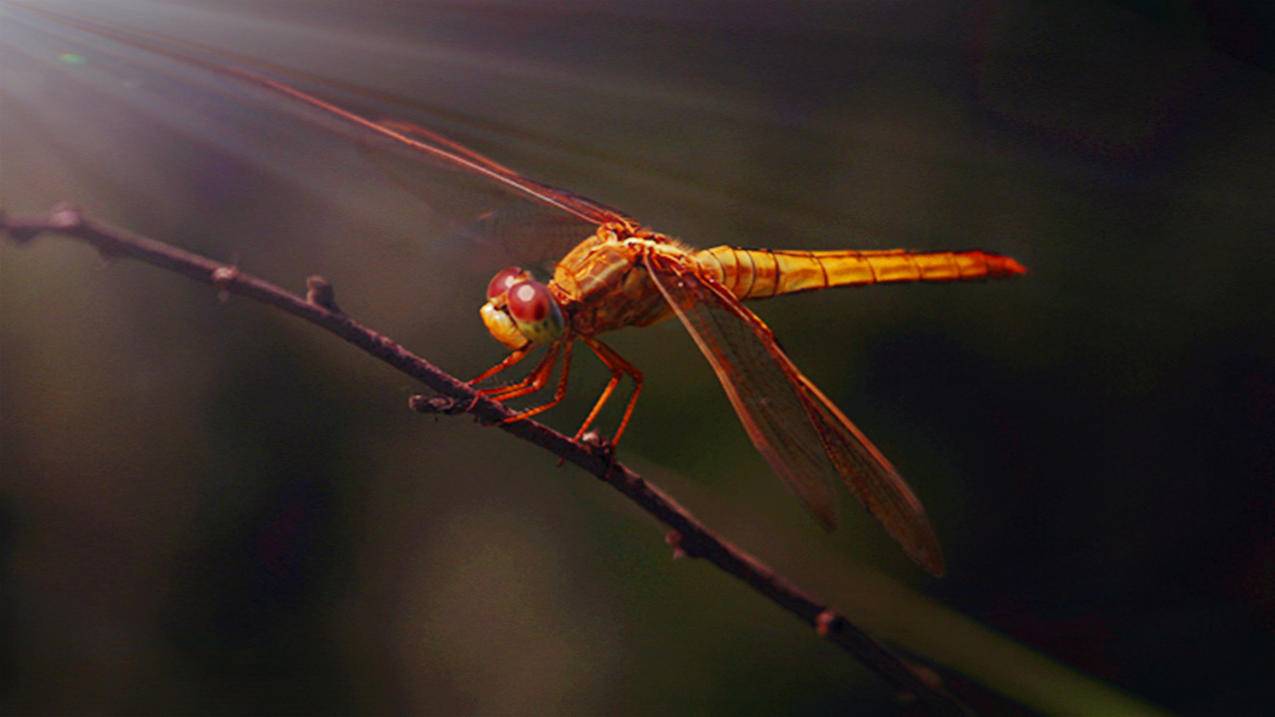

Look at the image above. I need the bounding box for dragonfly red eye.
[506,280,556,323]
[487,266,530,299]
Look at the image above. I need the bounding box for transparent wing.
[373,118,635,228]
[366,117,638,268]
[17,5,639,267]
[645,256,945,576]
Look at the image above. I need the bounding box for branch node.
[409,393,471,416]
[49,203,84,230]
[665,530,688,560]
[815,610,837,637]
[211,266,240,303]
[578,430,621,470]
[306,275,341,312]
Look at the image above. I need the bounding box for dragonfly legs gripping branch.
[469,332,644,447]
[27,4,1025,574]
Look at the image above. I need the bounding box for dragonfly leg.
[573,346,621,439]
[481,341,561,402]
[501,340,575,424]
[468,345,533,385]
[576,337,643,446]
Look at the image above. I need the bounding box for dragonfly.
[23,8,1026,577]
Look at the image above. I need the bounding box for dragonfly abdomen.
[694,246,1026,300]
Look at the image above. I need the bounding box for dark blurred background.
[2,1,1272,714]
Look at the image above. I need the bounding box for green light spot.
[57,53,86,66]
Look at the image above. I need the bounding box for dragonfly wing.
[361,138,598,269]
[222,82,636,268]
[18,6,638,267]
[365,118,637,268]
[375,118,637,229]
[645,256,945,576]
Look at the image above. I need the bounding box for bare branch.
[2,205,971,715]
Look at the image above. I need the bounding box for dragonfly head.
[480,266,564,350]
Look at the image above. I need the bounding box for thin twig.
[2,205,970,715]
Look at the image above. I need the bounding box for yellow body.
[696,245,1027,299]
[548,224,1026,339]
[15,4,1027,578]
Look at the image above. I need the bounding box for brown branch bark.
[2,205,971,715]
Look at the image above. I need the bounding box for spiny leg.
[501,339,575,424]
[468,345,533,385]
[574,345,622,439]
[462,342,558,416]
[482,340,561,402]
[577,337,644,446]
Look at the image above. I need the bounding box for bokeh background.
[2,1,1272,714]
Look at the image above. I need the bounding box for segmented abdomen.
[693,246,1027,300]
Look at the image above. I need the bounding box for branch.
[2,205,970,715]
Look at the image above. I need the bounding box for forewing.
[215,73,635,267]
[645,258,945,576]
[17,5,638,268]
[366,118,638,267]
[375,118,635,227]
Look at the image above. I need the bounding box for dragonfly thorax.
[548,228,691,337]
[480,266,565,349]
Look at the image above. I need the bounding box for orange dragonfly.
[26,9,1026,577]
[366,113,1023,578]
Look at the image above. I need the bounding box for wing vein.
[645,252,944,575]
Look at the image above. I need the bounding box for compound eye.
[487,266,530,300]
[506,280,556,324]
